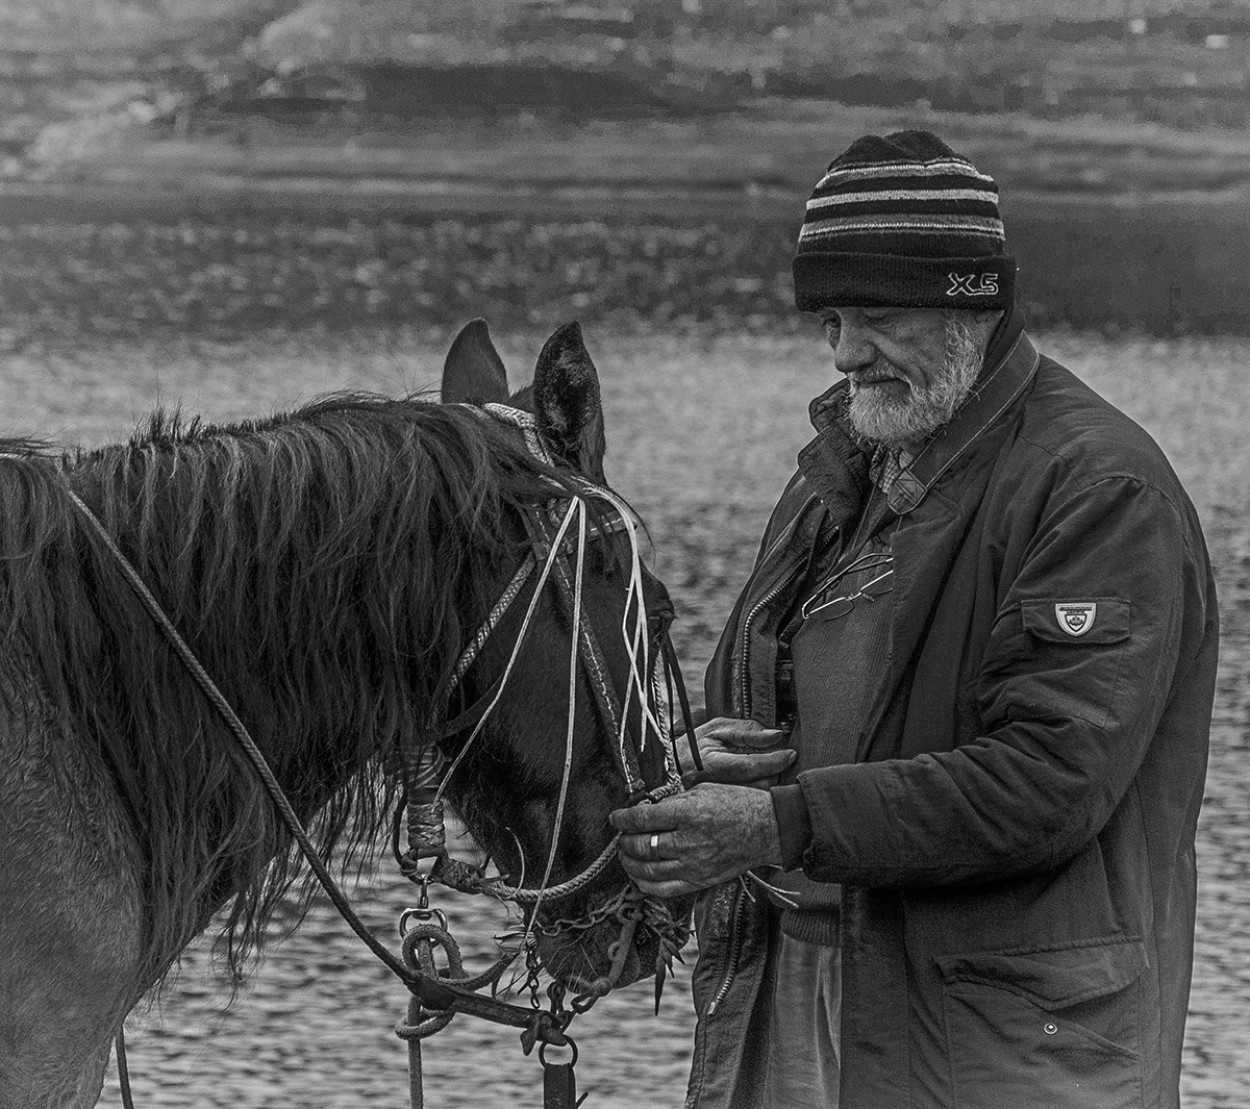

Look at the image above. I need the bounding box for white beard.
[848,316,985,447]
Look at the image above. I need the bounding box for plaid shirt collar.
[871,445,910,499]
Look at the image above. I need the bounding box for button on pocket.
[943,982,1142,1108]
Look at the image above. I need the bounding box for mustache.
[847,367,901,387]
[844,319,985,445]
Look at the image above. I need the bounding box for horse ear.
[441,319,510,404]
[532,322,606,483]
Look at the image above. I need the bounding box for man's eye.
[821,317,841,341]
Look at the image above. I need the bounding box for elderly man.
[611,131,1218,1109]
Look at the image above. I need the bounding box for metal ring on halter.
[539,1037,579,1068]
[399,906,448,936]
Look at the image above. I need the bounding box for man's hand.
[676,716,796,788]
[609,783,783,899]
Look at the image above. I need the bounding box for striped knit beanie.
[792,131,1015,312]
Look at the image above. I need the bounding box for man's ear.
[532,322,606,483]
[441,318,510,404]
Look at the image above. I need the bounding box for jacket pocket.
[983,598,1132,728]
[937,936,1146,1109]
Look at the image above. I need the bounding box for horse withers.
[0,321,689,1109]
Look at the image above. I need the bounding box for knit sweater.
[767,472,899,944]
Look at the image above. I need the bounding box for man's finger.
[735,726,790,749]
[617,855,686,881]
[628,876,699,899]
[714,749,797,780]
[702,720,789,750]
[609,801,681,834]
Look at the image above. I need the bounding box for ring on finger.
[647,832,662,861]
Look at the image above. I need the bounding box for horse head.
[438,319,692,998]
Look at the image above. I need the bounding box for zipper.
[713,505,827,1016]
[735,504,838,716]
[704,883,749,1019]
[737,562,805,716]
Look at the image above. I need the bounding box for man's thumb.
[741,725,790,748]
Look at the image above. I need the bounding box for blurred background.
[1,1,1248,1106]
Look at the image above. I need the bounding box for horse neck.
[63,417,515,972]
[85,438,511,799]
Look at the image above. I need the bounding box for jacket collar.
[798,308,1039,517]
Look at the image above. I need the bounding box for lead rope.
[115,1026,135,1109]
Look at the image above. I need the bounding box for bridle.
[381,402,699,1075]
[62,402,700,1107]
[396,405,691,949]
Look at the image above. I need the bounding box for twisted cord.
[405,741,449,860]
[484,833,621,905]
[395,923,459,1109]
[395,924,464,1040]
[450,554,536,687]
[431,497,582,808]
[482,404,553,466]
[454,779,681,906]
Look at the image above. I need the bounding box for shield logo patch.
[1055,602,1097,636]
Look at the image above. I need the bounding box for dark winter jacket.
[687,313,1219,1109]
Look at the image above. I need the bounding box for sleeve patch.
[1022,599,1131,645]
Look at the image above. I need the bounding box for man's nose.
[833,323,877,375]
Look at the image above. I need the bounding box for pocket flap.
[1022,599,1130,645]
[937,935,1147,1008]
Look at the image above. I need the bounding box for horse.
[0,320,688,1109]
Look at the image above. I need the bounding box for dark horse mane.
[0,394,577,988]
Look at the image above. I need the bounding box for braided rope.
[482,403,553,466]
[405,745,449,860]
[472,778,680,905]
[450,554,536,687]
[431,498,582,809]
[483,833,621,905]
